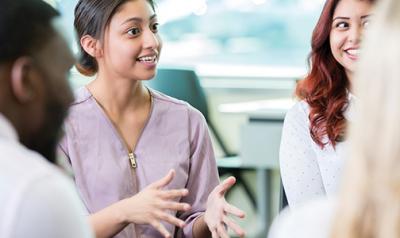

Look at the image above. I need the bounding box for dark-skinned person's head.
[0,0,75,163]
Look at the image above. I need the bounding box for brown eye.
[128,28,141,36]
[151,23,159,33]
[336,22,349,29]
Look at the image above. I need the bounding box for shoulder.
[150,88,206,125]
[268,198,336,238]
[0,146,91,237]
[284,100,310,122]
[71,86,92,106]
[282,100,311,135]
[0,143,76,197]
[62,87,96,130]
[9,175,92,237]
[150,88,189,107]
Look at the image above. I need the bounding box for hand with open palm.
[121,169,191,237]
[204,176,246,238]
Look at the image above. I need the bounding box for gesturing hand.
[121,169,191,238]
[204,176,246,238]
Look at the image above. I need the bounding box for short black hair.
[0,0,60,63]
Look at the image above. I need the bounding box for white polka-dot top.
[279,94,355,209]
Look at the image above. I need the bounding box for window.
[55,0,324,75]
[157,0,324,68]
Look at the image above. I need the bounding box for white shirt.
[0,114,93,238]
[279,95,355,208]
[268,198,335,238]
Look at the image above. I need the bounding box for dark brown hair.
[74,0,155,76]
[296,0,375,149]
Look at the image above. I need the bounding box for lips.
[344,47,359,60]
[137,54,157,63]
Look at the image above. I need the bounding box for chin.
[141,72,157,81]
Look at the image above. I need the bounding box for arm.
[279,102,325,209]
[175,109,220,238]
[177,109,245,238]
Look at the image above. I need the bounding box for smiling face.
[330,0,373,79]
[99,0,161,81]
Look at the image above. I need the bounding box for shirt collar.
[0,113,19,142]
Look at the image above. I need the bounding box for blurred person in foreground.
[0,0,93,237]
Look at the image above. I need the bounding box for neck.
[87,75,150,116]
[346,70,354,94]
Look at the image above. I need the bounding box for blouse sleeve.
[176,107,220,238]
[56,124,74,176]
[279,102,325,209]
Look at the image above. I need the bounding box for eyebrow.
[121,14,157,26]
[332,14,371,21]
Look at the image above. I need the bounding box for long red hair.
[297,0,352,149]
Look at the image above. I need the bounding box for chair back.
[146,68,209,120]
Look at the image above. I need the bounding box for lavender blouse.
[59,87,220,238]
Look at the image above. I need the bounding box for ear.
[80,35,103,58]
[10,57,37,103]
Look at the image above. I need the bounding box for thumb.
[215,176,236,196]
[149,169,175,189]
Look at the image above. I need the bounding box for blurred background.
[47,0,324,237]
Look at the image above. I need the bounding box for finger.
[160,201,191,212]
[159,188,189,199]
[151,220,171,238]
[157,211,186,228]
[224,203,245,218]
[223,216,245,237]
[149,169,175,189]
[211,228,219,238]
[215,176,236,196]
[216,223,229,238]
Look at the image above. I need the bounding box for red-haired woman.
[279,0,375,209]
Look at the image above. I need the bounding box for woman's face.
[101,0,161,81]
[330,0,372,78]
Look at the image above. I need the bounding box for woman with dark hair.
[59,0,245,237]
[279,0,375,208]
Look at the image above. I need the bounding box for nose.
[142,29,161,50]
[348,24,362,44]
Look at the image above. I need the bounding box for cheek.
[157,35,163,51]
[330,31,347,49]
[329,32,343,58]
[107,40,140,67]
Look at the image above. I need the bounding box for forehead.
[110,0,155,25]
[333,0,373,18]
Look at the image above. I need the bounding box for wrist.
[113,198,131,225]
